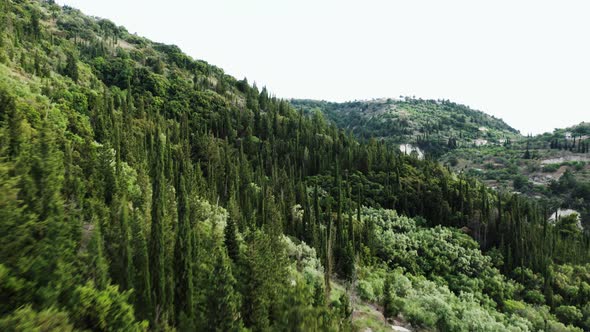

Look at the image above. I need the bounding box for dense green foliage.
[294,99,590,238]
[356,208,589,331]
[0,1,589,331]
[295,100,590,227]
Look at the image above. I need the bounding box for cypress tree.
[30,121,73,306]
[241,231,273,330]
[130,208,152,322]
[206,249,241,331]
[119,195,133,291]
[2,91,22,158]
[383,275,394,318]
[173,171,194,326]
[149,130,167,325]
[224,215,239,263]
[85,214,109,290]
[324,201,332,300]
[64,51,78,82]
[312,280,326,308]
[523,135,531,159]
[348,189,354,247]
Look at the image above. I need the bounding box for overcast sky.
[57,0,589,134]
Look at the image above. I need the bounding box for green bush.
[0,306,73,332]
[69,282,147,331]
[504,299,526,313]
[513,175,532,192]
[356,280,375,302]
[524,290,545,305]
[543,164,560,173]
[555,306,583,326]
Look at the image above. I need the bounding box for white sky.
[57,0,589,134]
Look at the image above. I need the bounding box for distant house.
[399,144,424,160]
[548,209,583,230]
[564,132,573,140]
[474,139,488,147]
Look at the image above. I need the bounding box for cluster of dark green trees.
[549,137,590,153]
[0,1,589,331]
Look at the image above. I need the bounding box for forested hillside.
[291,98,519,156]
[295,99,590,230]
[1,1,589,331]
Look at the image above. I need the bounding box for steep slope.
[0,1,589,331]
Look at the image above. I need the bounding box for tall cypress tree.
[149,130,167,325]
[173,170,194,326]
[383,275,395,318]
[224,215,239,263]
[2,91,23,158]
[85,214,109,290]
[64,51,78,82]
[32,121,73,305]
[119,195,133,291]
[130,208,152,322]
[206,249,241,331]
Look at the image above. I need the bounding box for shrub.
[524,290,545,305]
[513,175,532,192]
[356,280,375,302]
[543,164,560,173]
[69,282,147,331]
[0,306,73,331]
[555,306,583,326]
[504,299,526,313]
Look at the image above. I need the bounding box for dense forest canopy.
[0,1,589,331]
[297,99,590,230]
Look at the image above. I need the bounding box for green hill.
[292,98,519,156]
[0,1,589,331]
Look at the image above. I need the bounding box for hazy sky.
[57,0,589,134]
